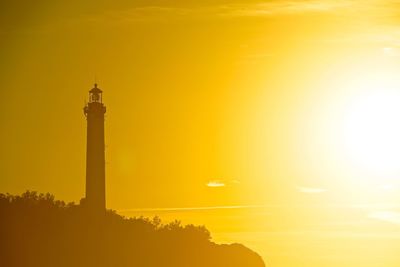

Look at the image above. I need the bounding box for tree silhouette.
[0,191,265,267]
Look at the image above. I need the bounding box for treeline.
[0,191,265,267]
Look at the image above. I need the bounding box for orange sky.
[2,0,400,207]
[3,2,400,265]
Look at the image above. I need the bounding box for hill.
[0,191,265,267]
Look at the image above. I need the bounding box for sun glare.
[342,88,400,174]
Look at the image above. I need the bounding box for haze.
[2,1,400,266]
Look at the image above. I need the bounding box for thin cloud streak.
[368,211,400,225]
[297,186,327,194]
[207,180,226,187]
[119,202,400,214]
[219,0,354,17]
[118,202,373,213]
[118,204,267,213]
[75,0,360,25]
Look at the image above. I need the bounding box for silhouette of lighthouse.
[84,83,106,213]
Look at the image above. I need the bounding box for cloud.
[2,0,397,30]
[206,179,241,187]
[297,186,327,194]
[118,204,267,213]
[206,180,226,187]
[380,183,398,192]
[368,211,400,225]
[219,0,354,17]
[70,0,359,25]
[382,47,400,57]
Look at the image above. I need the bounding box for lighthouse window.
[92,93,100,102]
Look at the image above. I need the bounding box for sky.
[3,1,400,265]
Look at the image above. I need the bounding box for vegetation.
[0,191,265,267]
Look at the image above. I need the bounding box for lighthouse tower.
[84,84,106,213]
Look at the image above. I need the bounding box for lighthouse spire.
[84,83,107,214]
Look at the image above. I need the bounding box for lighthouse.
[84,83,106,213]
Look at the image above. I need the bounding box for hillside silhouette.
[0,191,265,267]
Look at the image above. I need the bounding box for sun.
[342,88,400,174]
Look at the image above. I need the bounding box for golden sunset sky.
[3,1,400,266]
